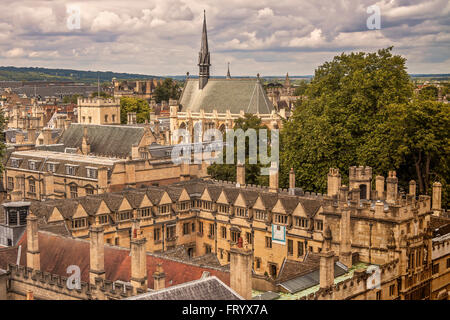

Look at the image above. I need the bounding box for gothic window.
[69,184,78,198]
[28,179,36,194]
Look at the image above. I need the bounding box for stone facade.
[77,97,121,125]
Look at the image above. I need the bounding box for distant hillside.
[0,66,161,83]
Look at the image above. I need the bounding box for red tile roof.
[0,231,230,289]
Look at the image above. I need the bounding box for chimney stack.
[320,227,335,289]
[289,168,295,190]
[409,180,416,197]
[43,172,54,199]
[42,128,52,145]
[26,212,40,271]
[375,176,385,200]
[89,225,105,285]
[432,182,442,214]
[236,162,245,186]
[81,126,90,155]
[230,238,253,300]
[327,168,341,196]
[269,162,279,193]
[130,234,148,293]
[386,171,398,203]
[27,129,36,144]
[153,264,166,291]
[339,207,352,268]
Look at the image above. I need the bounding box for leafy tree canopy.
[207,114,270,186]
[120,97,152,124]
[153,78,180,103]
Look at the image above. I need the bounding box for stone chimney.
[154,119,160,136]
[269,162,279,193]
[386,171,398,203]
[153,264,166,291]
[409,180,416,197]
[230,238,253,300]
[15,132,24,144]
[81,126,90,155]
[27,129,36,144]
[64,119,71,130]
[432,182,442,214]
[26,290,34,300]
[89,225,105,285]
[327,168,341,196]
[339,207,352,268]
[130,232,148,293]
[374,200,385,218]
[26,212,40,271]
[289,168,295,190]
[375,176,385,200]
[127,112,137,125]
[97,167,108,193]
[236,162,245,186]
[319,227,334,289]
[338,185,349,204]
[42,128,52,145]
[180,160,190,181]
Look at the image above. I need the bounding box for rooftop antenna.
[97,72,100,99]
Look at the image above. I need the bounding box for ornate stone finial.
[324,226,332,240]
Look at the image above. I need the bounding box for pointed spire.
[198,10,211,89]
[284,72,291,88]
[226,62,231,79]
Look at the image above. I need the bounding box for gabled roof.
[0,231,231,290]
[58,124,146,158]
[179,79,274,114]
[125,276,242,300]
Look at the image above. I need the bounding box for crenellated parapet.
[6,264,135,300]
[300,259,400,300]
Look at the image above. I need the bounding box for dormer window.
[86,167,98,179]
[202,201,212,211]
[274,214,288,225]
[10,158,20,168]
[294,217,309,228]
[218,204,229,214]
[177,201,190,212]
[158,204,171,214]
[255,209,267,221]
[71,218,87,229]
[47,162,57,173]
[235,207,248,218]
[28,160,37,170]
[65,165,78,176]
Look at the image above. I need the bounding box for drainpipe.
[369,222,373,264]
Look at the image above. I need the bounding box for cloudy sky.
[0,0,449,76]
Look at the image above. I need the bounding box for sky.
[0,0,449,77]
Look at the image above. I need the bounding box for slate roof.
[0,230,231,289]
[125,276,242,300]
[277,255,347,294]
[179,79,274,114]
[58,124,146,158]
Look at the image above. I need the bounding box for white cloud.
[0,0,447,75]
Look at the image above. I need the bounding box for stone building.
[0,201,249,300]
[77,97,121,125]
[170,12,283,142]
[112,78,163,101]
[3,123,208,202]
[266,73,298,110]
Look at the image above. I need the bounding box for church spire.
[226,62,231,79]
[198,10,211,89]
[284,72,291,88]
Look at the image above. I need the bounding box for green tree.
[280,47,413,193]
[91,91,112,99]
[62,94,81,104]
[418,85,439,101]
[207,114,270,186]
[153,78,180,103]
[377,100,449,205]
[120,97,152,124]
[294,80,308,96]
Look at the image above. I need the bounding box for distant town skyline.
[0,0,448,76]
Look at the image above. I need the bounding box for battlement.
[349,166,372,180]
[328,168,340,177]
[300,259,399,300]
[6,264,135,300]
[77,97,120,107]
